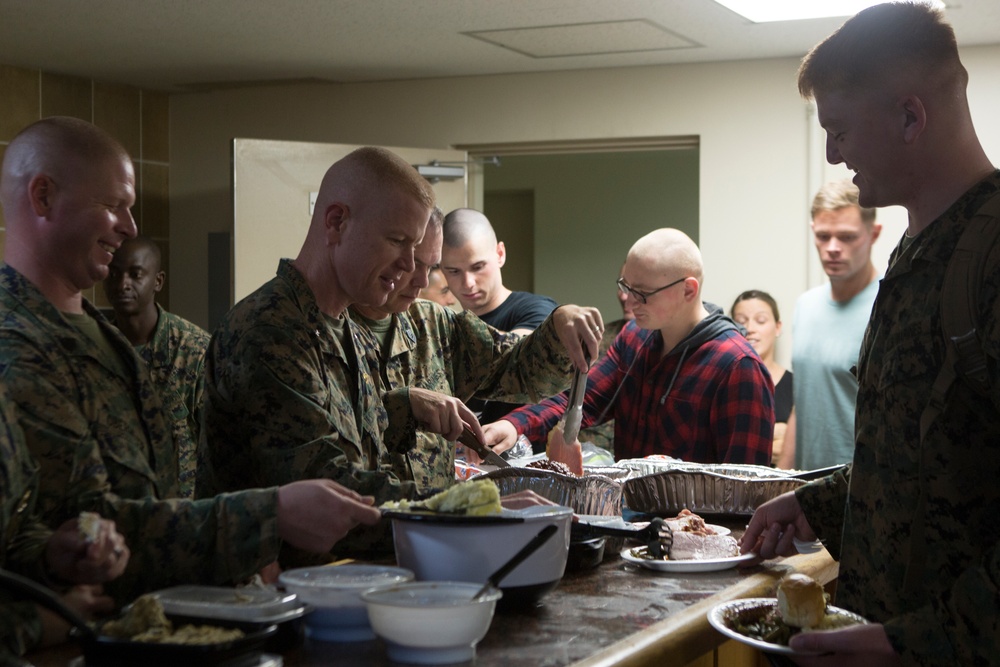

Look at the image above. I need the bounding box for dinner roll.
[777,573,826,628]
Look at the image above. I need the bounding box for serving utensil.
[561,364,588,444]
[571,517,674,558]
[471,524,559,600]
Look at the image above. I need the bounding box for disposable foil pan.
[472,467,624,516]
[621,464,806,517]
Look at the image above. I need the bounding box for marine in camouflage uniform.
[796,173,1000,665]
[200,259,425,558]
[0,265,282,603]
[0,383,50,661]
[118,304,210,499]
[350,299,573,493]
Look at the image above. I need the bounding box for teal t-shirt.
[791,278,880,470]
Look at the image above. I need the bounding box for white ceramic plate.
[707,598,869,655]
[620,547,755,572]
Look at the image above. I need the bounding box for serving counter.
[25,535,837,667]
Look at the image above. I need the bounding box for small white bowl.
[362,581,502,664]
[278,564,413,642]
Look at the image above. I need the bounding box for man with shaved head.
[103,235,210,499]
[440,208,557,335]
[0,117,381,601]
[441,208,559,429]
[484,228,774,465]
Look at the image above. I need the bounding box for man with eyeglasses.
[482,228,774,465]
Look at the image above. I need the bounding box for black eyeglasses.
[616,277,687,304]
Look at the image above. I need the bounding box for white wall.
[171,45,1000,368]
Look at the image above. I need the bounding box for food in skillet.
[101,594,245,644]
[525,459,577,476]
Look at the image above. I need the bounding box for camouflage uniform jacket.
[114,305,209,499]
[796,172,1000,666]
[0,264,281,603]
[0,385,48,659]
[350,299,572,493]
[201,259,420,503]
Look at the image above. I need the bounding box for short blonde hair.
[811,179,876,227]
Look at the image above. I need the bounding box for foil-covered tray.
[472,466,624,516]
[621,463,805,517]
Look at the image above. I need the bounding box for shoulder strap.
[919,190,1000,441]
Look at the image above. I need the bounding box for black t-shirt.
[479,291,557,332]
[473,291,558,441]
[774,370,794,424]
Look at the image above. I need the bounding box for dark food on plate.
[101,594,245,644]
[525,459,577,476]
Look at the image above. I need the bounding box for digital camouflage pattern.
[796,172,1000,667]
[200,260,417,558]
[0,384,47,659]
[113,305,210,499]
[350,299,573,493]
[0,264,282,604]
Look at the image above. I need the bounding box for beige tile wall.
[0,64,170,308]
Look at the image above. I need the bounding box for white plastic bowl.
[362,581,501,664]
[390,504,572,605]
[277,564,413,642]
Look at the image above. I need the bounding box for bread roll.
[777,573,826,628]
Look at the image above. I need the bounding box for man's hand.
[409,387,484,444]
[45,516,129,584]
[552,305,605,372]
[738,491,816,562]
[277,479,381,553]
[481,420,520,457]
[788,623,900,667]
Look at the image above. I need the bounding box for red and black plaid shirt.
[505,320,774,464]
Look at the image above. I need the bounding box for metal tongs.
[561,360,589,444]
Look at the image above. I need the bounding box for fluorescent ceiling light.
[712,0,945,23]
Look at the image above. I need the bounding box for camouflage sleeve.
[794,465,850,560]
[2,349,282,602]
[0,598,42,659]
[380,387,417,455]
[448,308,573,403]
[4,521,51,585]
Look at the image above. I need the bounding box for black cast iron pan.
[0,568,276,666]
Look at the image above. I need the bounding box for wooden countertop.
[25,540,837,667]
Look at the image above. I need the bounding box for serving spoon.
[471,524,559,600]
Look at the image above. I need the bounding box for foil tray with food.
[619,462,807,517]
[472,465,626,516]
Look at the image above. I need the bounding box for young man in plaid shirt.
[483,228,774,464]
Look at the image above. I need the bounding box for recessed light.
[712,0,945,23]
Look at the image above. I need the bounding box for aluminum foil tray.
[621,464,806,517]
[472,466,624,516]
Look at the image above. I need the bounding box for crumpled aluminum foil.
[472,466,627,516]
[618,462,806,517]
